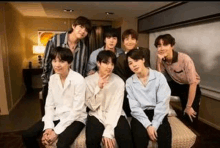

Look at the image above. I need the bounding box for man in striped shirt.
[41,16,92,103]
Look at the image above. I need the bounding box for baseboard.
[9,88,26,113]
[171,101,220,131]
[198,117,220,131]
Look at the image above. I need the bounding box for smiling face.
[127,57,145,74]
[123,34,138,51]
[157,39,174,58]
[72,24,88,39]
[97,58,114,76]
[105,36,118,51]
[52,56,70,76]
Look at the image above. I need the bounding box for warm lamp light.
[33,45,45,68]
[33,45,45,54]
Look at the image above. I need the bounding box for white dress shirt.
[85,72,125,139]
[42,69,87,135]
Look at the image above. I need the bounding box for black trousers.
[86,115,133,148]
[168,80,201,128]
[22,120,84,148]
[131,110,172,148]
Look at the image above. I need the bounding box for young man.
[86,28,124,76]
[155,33,201,128]
[126,48,172,148]
[41,16,92,103]
[85,50,133,148]
[22,47,87,148]
[114,29,151,117]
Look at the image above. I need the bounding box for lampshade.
[33,45,45,54]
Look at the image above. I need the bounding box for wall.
[1,3,26,114]
[149,20,220,129]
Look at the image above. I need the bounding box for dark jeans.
[131,110,172,148]
[86,115,133,148]
[22,120,84,148]
[168,80,201,128]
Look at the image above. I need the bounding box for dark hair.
[97,50,116,65]
[126,48,145,65]
[122,29,138,42]
[154,34,175,48]
[69,16,92,34]
[50,47,73,64]
[104,28,118,39]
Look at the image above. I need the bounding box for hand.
[147,126,157,141]
[184,106,197,122]
[41,129,53,146]
[102,137,116,148]
[157,51,167,61]
[88,70,96,75]
[47,130,58,145]
[98,74,109,89]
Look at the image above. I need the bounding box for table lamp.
[33,45,45,68]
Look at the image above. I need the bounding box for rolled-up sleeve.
[152,74,171,130]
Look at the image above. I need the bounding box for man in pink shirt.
[155,34,201,129]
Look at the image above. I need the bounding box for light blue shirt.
[126,68,171,130]
[86,46,124,75]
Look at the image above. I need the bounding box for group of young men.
[22,16,201,148]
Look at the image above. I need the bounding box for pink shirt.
[157,51,200,85]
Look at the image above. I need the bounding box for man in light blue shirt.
[125,48,172,148]
[86,28,124,75]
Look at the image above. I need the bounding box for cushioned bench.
[40,92,196,148]
[46,116,196,148]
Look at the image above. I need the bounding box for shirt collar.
[132,68,156,83]
[172,50,178,63]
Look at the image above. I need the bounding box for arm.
[41,37,55,87]
[43,78,55,131]
[86,51,97,75]
[126,82,152,129]
[85,78,103,111]
[151,74,171,130]
[102,83,125,139]
[53,79,86,134]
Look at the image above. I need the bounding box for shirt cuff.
[43,121,54,131]
[102,126,114,139]
[152,120,161,131]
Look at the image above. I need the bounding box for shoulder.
[91,47,103,55]
[116,47,124,53]
[69,70,85,83]
[126,74,135,86]
[112,73,124,84]
[85,72,98,83]
[178,52,194,63]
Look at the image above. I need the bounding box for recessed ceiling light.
[63,9,74,12]
[105,12,114,15]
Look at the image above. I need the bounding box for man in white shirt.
[22,47,87,148]
[85,50,133,148]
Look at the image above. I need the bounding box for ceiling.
[9,2,173,21]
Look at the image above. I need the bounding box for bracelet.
[186,105,191,108]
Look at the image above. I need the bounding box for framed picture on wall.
[38,31,66,46]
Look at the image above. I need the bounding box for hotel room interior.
[0,2,220,148]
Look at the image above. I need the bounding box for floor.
[0,89,42,133]
[1,89,220,148]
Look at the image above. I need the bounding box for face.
[123,35,138,51]
[72,25,88,39]
[52,56,70,76]
[105,36,118,51]
[157,39,174,57]
[128,57,145,74]
[97,58,114,76]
